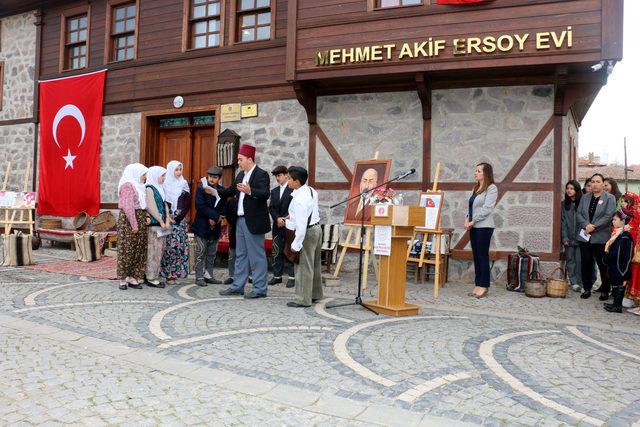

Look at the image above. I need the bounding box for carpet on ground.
[26,256,117,280]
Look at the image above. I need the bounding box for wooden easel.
[1,162,35,235]
[332,152,382,288]
[406,163,448,299]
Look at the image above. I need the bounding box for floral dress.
[160,191,191,280]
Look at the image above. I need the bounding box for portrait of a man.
[343,160,391,224]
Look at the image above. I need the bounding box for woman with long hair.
[561,180,583,292]
[464,162,498,298]
[603,177,623,206]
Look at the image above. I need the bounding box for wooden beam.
[316,125,353,182]
[601,0,624,60]
[308,123,317,186]
[285,0,298,81]
[415,72,432,191]
[451,249,561,262]
[293,82,316,124]
[552,114,563,255]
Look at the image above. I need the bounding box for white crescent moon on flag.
[52,104,86,148]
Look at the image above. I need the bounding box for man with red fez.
[219,143,272,298]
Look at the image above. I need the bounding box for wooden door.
[158,128,192,180]
[192,127,217,189]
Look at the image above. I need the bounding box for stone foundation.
[0,123,35,191]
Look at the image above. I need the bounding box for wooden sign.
[241,103,258,118]
[220,103,241,122]
[417,191,444,231]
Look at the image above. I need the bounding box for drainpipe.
[31,8,43,191]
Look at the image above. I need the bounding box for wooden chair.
[320,223,341,273]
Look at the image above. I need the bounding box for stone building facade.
[0,12,36,191]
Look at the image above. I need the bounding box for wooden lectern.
[364,205,426,316]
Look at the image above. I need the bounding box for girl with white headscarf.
[160,161,191,284]
[145,166,172,287]
[117,163,149,291]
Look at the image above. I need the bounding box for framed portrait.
[343,159,391,225]
[417,191,444,231]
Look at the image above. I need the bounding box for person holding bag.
[284,166,323,308]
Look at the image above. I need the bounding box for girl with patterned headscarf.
[160,161,191,284]
[116,163,149,291]
[145,166,172,287]
[621,192,640,314]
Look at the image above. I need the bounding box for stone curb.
[0,313,472,426]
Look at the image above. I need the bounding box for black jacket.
[269,184,293,238]
[190,184,226,240]
[604,230,634,284]
[220,166,271,235]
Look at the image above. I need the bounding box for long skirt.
[146,227,167,281]
[160,220,189,280]
[626,262,640,305]
[116,210,148,280]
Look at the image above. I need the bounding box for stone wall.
[100,113,142,203]
[0,12,36,121]
[0,123,35,191]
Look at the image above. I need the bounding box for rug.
[27,256,117,280]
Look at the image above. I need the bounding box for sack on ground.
[2,231,34,266]
[507,246,540,293]
[74,232,102,262]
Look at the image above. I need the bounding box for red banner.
[37,70,106,216]
[436,0,493,4]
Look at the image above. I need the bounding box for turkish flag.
[436,0,493,4]
[37,70,106,216]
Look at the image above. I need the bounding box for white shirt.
[285,184,320,252]
[237,164,256,216]
[279,181,288,199]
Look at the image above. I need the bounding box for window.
[64,14,88,70]
[189,0,222,49]
[109,2,137,61]
[237,0,271,43]
[376,0,422,7]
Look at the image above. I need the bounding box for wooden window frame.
[230,0,275,45]
[367,0,429,11]
[59,5,91,72]
[0,61,4,111]
[182,0,226,52]
[104,0,140,63]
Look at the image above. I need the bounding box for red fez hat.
[238,144,256,160]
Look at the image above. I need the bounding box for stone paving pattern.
[1,246,639,426]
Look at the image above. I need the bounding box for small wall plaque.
[221,103,242,122]
[241,103,258,118]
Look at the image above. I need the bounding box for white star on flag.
[63,148,77,169]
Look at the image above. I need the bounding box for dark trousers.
[470,227,493,288]
[272,234,294,278]
[579,242,609,293]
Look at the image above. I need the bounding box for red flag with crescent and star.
[37,70,106,216]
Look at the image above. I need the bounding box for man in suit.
[344,168,378,223]
[219,143,272,298]
[268,165,294,288]
[576,173,616,300]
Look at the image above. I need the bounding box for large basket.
[40,217,62,229]
[546,267,568,298]
[91,211,116,232]
[73,212,90,230]
[525,272,546,298]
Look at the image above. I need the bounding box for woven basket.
[40,218,62,229]
[91,211,116,232]
[546,267,568,298]
[73,212,90,230]
[525,271,546,298]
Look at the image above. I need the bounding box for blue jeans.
[231,218,268,295]
[470,227,494,288]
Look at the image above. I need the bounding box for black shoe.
[157,282,166,289]
[128,283,142,290]
[119,283,128,290]
[244,292,267,299]
[204,277,222,284]
[286,279,295,288]
[287,301,310,308]
[219,288,243,296]
[598,292,610,301]
[312,298,322,303]
[196,279,207,287]
[580,291,591,299]
[223,277,233,285]
[248,277,253,284]
[604,304,623,313]
[146,280,161,288]
[268,277,283,286]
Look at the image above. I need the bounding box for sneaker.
[219,288,244,296]
[571,284,583,292]
[622,297,636,309]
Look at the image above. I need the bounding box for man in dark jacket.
[268,165,294,287]
[219,144,271,298]
[190,166,226,287]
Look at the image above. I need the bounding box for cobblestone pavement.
[1,247,639,426]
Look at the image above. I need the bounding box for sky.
[579,0,639,165]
